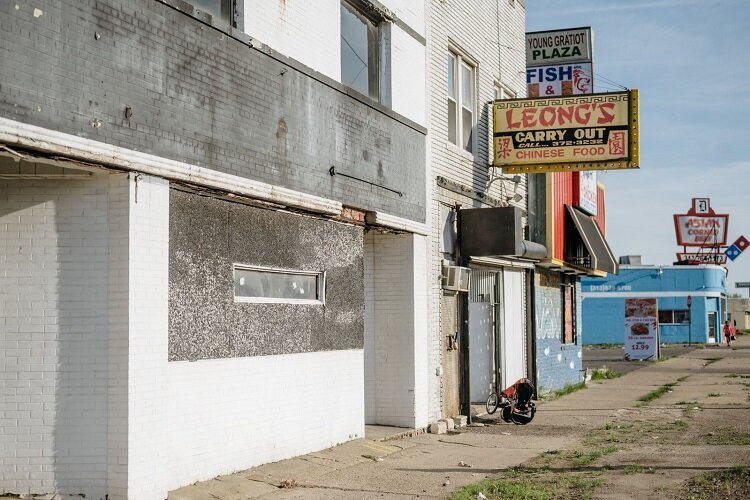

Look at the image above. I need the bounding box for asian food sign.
[624,298,659,361]
[492,90,639,173]
[527,63,593,97]
[673,214,729,246]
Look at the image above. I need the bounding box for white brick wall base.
[364,232,429,428]
[0,173,170,499]
[166,350,364,489]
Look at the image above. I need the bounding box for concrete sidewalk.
[169,344,749,499]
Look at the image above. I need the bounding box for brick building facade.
[0,0,429,497]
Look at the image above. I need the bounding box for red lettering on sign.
[597,103,616,124]
[503,102,621,129]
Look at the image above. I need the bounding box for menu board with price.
[624,298,659,361]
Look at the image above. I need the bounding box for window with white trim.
[233,265,326,304]
[341,0,381,100]
[494,84,516,101]
[447,51,475,153]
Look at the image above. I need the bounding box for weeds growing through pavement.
[591,368,623,381]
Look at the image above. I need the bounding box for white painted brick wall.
[244,0,340,81]
[411,234,430,427]
[381,0,426,36]
[425,0,527,422]
[107,174,130,500]
[124,174,170,500]
[0,173,170,499]
[364,232,429,428]
[1,177,111,498]
[363,234,376,422]
[165,350,364,489]
[390,25,426,125]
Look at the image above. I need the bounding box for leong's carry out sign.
[492,91,640,173]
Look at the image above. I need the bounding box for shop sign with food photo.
[623,298,659,361]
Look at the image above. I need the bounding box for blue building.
[581,264,728,345]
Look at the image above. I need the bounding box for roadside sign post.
[736,282,750,298]
[688,295,693,346]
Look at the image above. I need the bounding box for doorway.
[707,311,717,342]
[468,267,527,403]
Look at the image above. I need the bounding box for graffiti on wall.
[536,285,561,340]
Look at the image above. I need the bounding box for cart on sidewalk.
[485,378,536,425]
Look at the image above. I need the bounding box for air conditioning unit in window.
[442,264,471,292]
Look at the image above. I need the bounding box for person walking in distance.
[723,320,733,347]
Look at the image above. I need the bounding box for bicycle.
[486,378,537,425]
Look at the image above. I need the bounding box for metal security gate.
[469,270,497,402]
[468,267,527,403]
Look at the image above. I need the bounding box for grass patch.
[682,466,750,499]
[572,445,618,467]
[590,368,623,381]
[707,393,722,397]
[676,400,699,405]
[450,473,602,500]
[637,382,677,405]
[700,427,750,446]
[652,419,688,432]
[540,382,586,401]
[624,465,644,474]
[636,377,689,406]
[702,357,721,366]
[624,465,655,475]
[649,418,688,432]
[725,373,750,379]
[584,343,622,349]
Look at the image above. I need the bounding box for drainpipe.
[528,268,539,399]
[455,206,472,424]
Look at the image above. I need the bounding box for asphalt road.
[583,344,705,375]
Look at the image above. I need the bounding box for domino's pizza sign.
[725,235,750,261]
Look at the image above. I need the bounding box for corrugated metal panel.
[470,270,496,303]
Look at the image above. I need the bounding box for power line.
[594,72,629,91]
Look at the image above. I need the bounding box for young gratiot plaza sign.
[492,90,639,173]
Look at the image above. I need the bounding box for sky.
[526,0,750,295]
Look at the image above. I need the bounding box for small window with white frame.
[233,265,326,305]
[447,50,476,154]
[494,83,516,101]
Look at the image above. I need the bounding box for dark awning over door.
[566,205,619,275]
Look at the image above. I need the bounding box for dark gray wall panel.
[169,189,364,361]
[0,0,426,222]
